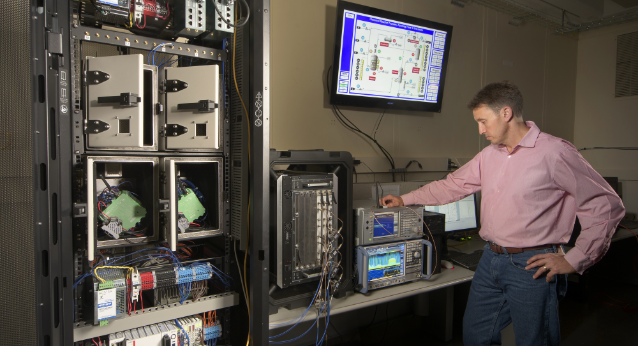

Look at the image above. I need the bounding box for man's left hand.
[525,253,576,282]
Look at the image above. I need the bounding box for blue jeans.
[463,244,568,346]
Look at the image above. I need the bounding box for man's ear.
[502,106,513,122]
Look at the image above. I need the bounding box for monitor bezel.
[330,1,454,112]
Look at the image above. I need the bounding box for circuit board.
[178,188,206,223]
[102,191,147,230]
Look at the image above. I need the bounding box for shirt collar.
[518,121,541,148]
[496,121,541,153]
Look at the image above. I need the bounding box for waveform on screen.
[369,251,402,269]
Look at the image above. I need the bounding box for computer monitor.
[330,1,453,112]
[424,194,479,233]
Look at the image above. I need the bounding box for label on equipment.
[84,35,90,40]
[97,288,116,321]
[125,41,130,46]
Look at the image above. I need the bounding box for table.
[268,239,488,342]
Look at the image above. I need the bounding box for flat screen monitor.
[330,1,453,112]
[424,194,478,233]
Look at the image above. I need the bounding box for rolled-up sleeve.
[401,152,483,206]
[553,146,625,274]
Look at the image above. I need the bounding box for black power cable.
[326,66,396,180]
[373,109,386,140]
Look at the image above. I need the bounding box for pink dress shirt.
[401,121,625,274]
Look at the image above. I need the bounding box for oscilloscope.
[355,239,432,293]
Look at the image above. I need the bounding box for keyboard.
[450,250,484,270]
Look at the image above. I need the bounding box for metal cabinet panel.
[86,54,147,149]
[164,65,220,150]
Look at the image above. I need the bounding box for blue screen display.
[336,9,449,103]
[373,215,394,238]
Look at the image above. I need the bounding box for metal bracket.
[164,124,188,137]
[177,100,217,113]
[165,79,188,92]
[97,92,141,107]
[158,199,171,213]
[47,32,63,55]
[73,203,88,218]
[87,70,111,85]
[85,119,111,134]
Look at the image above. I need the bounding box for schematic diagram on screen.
[336,11,448,103]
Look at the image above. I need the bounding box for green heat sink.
[178,188,206,222]
[102,191,147,230]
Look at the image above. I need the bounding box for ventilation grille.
[615,31,638,98]
[230,25,248,246]
[0,0,36,344]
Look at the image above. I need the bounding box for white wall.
[574,21,638,215]
[270,0,578,184]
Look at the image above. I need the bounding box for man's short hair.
[467,81,524,118]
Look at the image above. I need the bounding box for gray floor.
[320,239,638,346]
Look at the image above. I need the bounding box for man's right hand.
[379,195,404,208]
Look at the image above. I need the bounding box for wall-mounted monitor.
[330,1,453,112]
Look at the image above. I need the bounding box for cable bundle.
[268,208,344,345]
[73,247,232,321]
[203,310,221,346]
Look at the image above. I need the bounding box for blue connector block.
[204,325,222,341]
[176,264,213,284]
[176,267,194,284]
[193,265,213,282]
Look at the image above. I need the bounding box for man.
[380,81,624,345]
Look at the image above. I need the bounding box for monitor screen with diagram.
[330,1,453,112]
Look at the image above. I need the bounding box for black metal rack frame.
[10,0,273,344]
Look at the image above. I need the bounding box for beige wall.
[574,21,638,215]
[270,0,578,182]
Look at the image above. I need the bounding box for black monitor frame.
[330,1,453,112]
